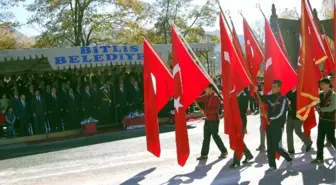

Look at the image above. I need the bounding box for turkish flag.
[143,39,173,157]
[321,35,335,76]
[171,25,211,166]
[243,17,264,97]
[296,0,326,135]
[296,0,326,128]
[264,17,297,160]
[264,17,297,96]
[296,44,317,137]
[220,14,250,159]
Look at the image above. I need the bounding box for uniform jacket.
[319,90,336,121]
[261,92,288,126]
[197,93,221,121]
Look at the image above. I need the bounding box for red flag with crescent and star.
[143,39,173,158]
[171,25,211,166]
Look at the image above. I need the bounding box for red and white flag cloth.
[143,39,173,157]
[296,0,327,135]
[220,13,251,160]
[171,25,211,166]
[243,17,264,97]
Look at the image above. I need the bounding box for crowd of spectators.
[0,66,150,138]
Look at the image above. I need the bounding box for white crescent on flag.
[224,51,230,63]
[173,64,181,77]
[265,57,272,71]
[150,73,157,95]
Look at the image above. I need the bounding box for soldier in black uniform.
[311,78,336,164]
[255,80,293,173]
[229,88,254,168]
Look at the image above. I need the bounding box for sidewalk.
[0,113,203,148]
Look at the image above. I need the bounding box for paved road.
[0,114,335,185]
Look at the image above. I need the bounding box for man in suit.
[11,90,21,133]
[82,84,94,119]
[66,88,80,129]
[116,81,129,123]
[129,80,143,112]
[17,94,30,136]
[100,83,112,125]
[47,87,62,132]
[30,90,47,134]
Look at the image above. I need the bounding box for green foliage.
[0,24,16,49]
[27,0,148,47]
[145,0,218,44]
[321,0,333,18]
[278,8,298,20]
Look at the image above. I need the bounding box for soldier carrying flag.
[255,80,293,173]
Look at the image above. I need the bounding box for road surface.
[0,114,335,185]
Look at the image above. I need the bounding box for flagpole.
[227,12,245,58]
[219,3,265,108]
[171,24,223,100]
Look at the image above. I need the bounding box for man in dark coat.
[82,84,94,119]
[17,94,30,136]
[100,83,112,125]
[30,90,47,134]
[66,88,81,129]
[47,87,63,132]
[129,80,143,112]
[116,81,129,123]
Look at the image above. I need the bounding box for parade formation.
[143,0,336,175]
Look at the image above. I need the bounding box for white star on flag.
[174,97,183,112]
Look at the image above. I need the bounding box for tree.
[146,0,218,44]
[0,0,24,24]
[27,0,148,47]
[322,0,333,18]
[250,20,265,50]
[278,8,298,19]
[0,24,16,49]
[0,0,24,49]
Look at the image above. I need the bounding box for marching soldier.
[255,80,293,173]
[311,78,336,164]
[230,88,254,168]
[286,88,313,154]
[196,84,228,160]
